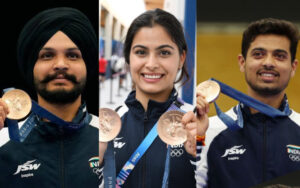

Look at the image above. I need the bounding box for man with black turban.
[0,7,100,187]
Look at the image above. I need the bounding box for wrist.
[196,135,205,146]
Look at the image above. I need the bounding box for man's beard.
[34,71,86,104]
[246,80,282,96]
[245,73,288,96]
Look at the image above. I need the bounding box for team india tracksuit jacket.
[196,99,300,188]
[0,104,100,188]
[104,90,197,188]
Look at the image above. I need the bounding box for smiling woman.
[129,24,185,109]
[100,8,200,188]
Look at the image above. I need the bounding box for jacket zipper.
[60,128,65,188]
[262,118,267,182]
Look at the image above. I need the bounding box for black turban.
[17,7,98,88]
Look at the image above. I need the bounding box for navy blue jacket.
[108,90,196,188]
[0,105,100,188]
[206,101,300,188]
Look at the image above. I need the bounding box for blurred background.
[197,0,300,115]
[99,0,196,109]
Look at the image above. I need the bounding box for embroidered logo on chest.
[287,145,300,162]
[89,157,102,177]
[114,137,126,149]
[170,144,184,158]
[221,145,246,160]
[14,159,41,178]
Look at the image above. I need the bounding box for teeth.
[261,73,275,77]
[144,74,161,79]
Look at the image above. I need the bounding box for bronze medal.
[2,89,32,120]
[99,108,121,142]
[196,80,220,103]
[157,110,187,146]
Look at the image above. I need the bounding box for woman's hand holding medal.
[157,80,220,157]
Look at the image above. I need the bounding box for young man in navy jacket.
[196,18,300,188]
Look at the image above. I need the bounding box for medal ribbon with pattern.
[3,88,89,142]
[210,78,291,130]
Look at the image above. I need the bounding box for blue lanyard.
[116,121,159,186]
[103,142,116,188]
[211,78,291,130]
[4,88,89,142]
[104,99,185,188]
[162,145,171,188]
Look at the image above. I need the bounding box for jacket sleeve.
[195,141,208,187]
[0,127,10,147]
[195,116,228,188]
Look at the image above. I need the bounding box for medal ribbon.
[103,141,117,188]
[210,78,291,130]
[162,145,171,188]
[4,88,89,142]
[104,99,185,188]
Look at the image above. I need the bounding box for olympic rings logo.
[170,149,184,157]
[289,154,300,162]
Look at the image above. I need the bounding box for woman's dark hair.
[123,8,189,84]
[242,18,299,62]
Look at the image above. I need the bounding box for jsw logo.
[114,137,126,149]
[14,160,41,175]
[221,145,246,157]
